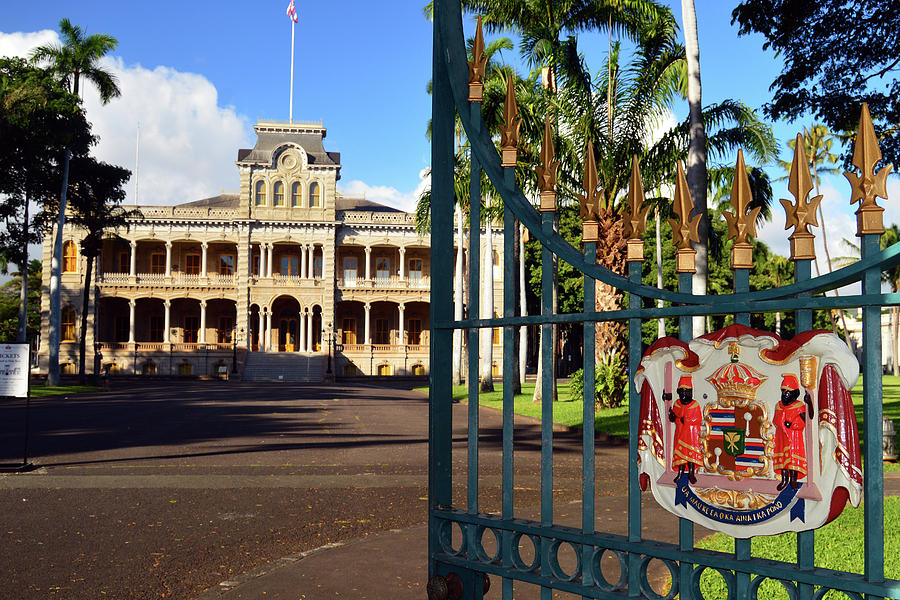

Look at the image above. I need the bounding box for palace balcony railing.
[97,272,237,287]
[337,275,431,290]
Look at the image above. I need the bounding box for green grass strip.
[694,497,900,598]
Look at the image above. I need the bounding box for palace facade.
[37,120,503,380]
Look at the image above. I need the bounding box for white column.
[257,309,264,351]
[129,241,137,276]
[364,246,372,281]
[163,300,171,343]
[309,245,315,279]
[201,242,208,279]
[128,299,136,343]
[398,304,405,346]
[301,245,308,279]
[299,310,306,352]
[364,302,371,346]
[165,241,172,277]
[258,245,265,278]
[398,247,406,281]
[199,300,207,343]
[265,309,273,351]
[267,244,274,277]
[306,311,313,352]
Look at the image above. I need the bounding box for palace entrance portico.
[253,295,322,353]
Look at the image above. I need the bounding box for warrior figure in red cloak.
[773,374,814,490]
[669,375,702,484]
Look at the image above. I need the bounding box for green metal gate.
[427,1,900,598]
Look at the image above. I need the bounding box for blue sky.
[1,1,895,262]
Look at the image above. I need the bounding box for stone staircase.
[241,352,326,383]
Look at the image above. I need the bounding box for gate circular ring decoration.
[472,525,501,564]
[547,539,582,582]
[749,575,798,600]
[638,555,679,600]
[509,532,540,572]
[690,564,735,600]
[589,547,628,592]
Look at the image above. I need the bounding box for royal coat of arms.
[635,324,862,537]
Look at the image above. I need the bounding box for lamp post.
[232,326,243,376]
[326,321,333,377]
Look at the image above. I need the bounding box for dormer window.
[273,181,285,206]
[309,182,321,207]
[255,181,266,206]
[291,182,302,207]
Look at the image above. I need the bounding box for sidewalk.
[195,471,900,599]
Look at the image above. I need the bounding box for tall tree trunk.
[452,206,464,386]
[48,148,71,386]
[809,159,845,339]
[656,209,665,338]
[78,250,94,383]
[518,221,527,387]
[17,195,29,344]
[479,210,494,391]
[893,304,899,376]
[682,0,708,337]
[511,220,522,395]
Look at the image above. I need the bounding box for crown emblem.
[706,346,766,406]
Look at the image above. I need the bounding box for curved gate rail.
[427,1,900,598]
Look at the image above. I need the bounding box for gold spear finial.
[623,156,650,261]
[723,150,761,269]
[579,141,602,242]
[535,115,558,212]
[669,161,701,273]
[845,103,891,235]
[467,16,487,102]
[500,75,520,167]
[779,133,821,260]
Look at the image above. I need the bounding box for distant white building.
[38,120,504,380]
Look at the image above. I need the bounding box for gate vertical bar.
[503,167,518,600]
[625,158,648,597]
[627,258,643,596]
[795,257,814,600]
[862,230,885,589]
[467,142,482,517]
[583,239,596,596]
[677,270,694,600]
[674,162,697,600]
[733,261,751,599]
[499,77,520,600]
[429,0,455,578]
[540,206,554,600]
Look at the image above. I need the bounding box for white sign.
[0,344,30,398]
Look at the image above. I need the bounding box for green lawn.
[413,381,630,438]
[30,384,100,397]
[416,374,900,462]
[694,497,900,598]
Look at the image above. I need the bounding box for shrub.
[568,351,628,408]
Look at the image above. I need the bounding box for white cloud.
[1,31,252,206]
[338,168,431,213]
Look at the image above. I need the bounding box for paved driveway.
[0,380,620,599]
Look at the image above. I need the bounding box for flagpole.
[289,19,295,123]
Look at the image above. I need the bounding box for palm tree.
[833,224,900,372]
[680,0,708,336]
[66,156,134,383]
[31,18,120,385]
[776,125,844,335]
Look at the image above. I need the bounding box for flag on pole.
[286,0,298,23]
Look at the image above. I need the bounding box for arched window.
[309,182,321,207]
[62,306,77,341]
[291,182,302,207]
[255,181,266,206]
[273,181,284,206]
[63,241,78,273]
